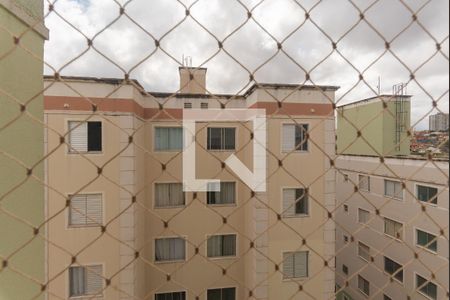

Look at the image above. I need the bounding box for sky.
[43,0,449,130]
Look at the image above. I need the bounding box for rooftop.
[337,94,412,109]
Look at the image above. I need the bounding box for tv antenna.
[182,54,193,67]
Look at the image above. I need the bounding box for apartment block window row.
[384,218,403,239]
[283,251,309,279]
[207,182,236,205]
[69,265,103,298]
[416,274,438,300]
[358,275,370,296]
[155,183,185,208]
[68,121,102,153]
[207,234,236,258]
[282,188,309,217]
[384,256,403,282]
[155,127,183,151]
[384,179,403,200]
[417,229,438,252]
[207,287,236,300]
[358,175,371,192]
[155,291,186,300]
[207,128,236,151]
[417,185,438,205]
[155,238,186,262]
[69,194,102,226]
[282,124,309,152]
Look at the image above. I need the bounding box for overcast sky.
[43,0,449,129]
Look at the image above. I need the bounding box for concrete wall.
[0,3,45,300]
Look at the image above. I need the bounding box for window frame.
[415,228,438,253]
[154,126,184,152]
[207,181,237,206]
[384,179,404,200]
[206,233,237,259]
[358,174,371,192]
[415,184,439,206]
[68,264,104,299]
[281,187,310,218]
[67,120,104,154]
[358,275,370,297]
[153,182,186,209]
[282,251,309,280]
[206,287,237,300]
[358,241,370,262]
[384,217,404,240]
[154,291,187,300]
[207,126,237,151]
[154,237,187,263]
[383,256,404,283]
[416,273,438,300]
[67,192,104,228]
[358,208,370,225]
[281,122,310,154]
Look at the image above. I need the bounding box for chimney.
[179,67,207,94]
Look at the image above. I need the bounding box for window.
[384,256,403,282]
[342,264,349,275]
[155,183,185,208]
[207,288,236,300]
[416,274,437,300]
[343,235,349,243]
[283,251,309,279]
[417,229,438,252]
[68,121,102,153]
[384,180,403,200]
[69,265,103,298]
[359,175,371,191]
[207,234,236,258]
[417,185,438,205]
[282,188,309,217]
[358,208,370,224]
[201,102,209,109]
[184,102,192,109]
[343,204,349,213]
[343,173,349,182]
[358,242,370,261]
[69,194,102,226]
[155,238,186,262]
[207,128,236,150]
[207,182,236,205]
[282,124,309,152]
[384,218,403,239]
[358,275,370,296]
[155,292,186,300]
[155,127,183,151]
[383,294,393,300]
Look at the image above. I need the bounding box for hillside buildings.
[43,68,338,299]
[0,1,48,299]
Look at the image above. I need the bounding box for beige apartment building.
[43,68,338,300]
[335,155,449,300]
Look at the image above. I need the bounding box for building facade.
[335,155,449,300]
[0,0,48,299]
[429,113,449,132]
[337,95,412,157]
[43,69,338,299]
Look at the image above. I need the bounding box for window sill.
[154,259,186,265]
[207,256,238,261]
[281,150,310,154]
[69,295,103,299]
[282,214,310,219]
[207,149,236,152]
[282,277,309,282]
[417,290,437,300]
[154,206,186,210]
[68,151,103,155]
[383,272,404,286]
[416,245,438,255]
[384,233,403,242]
[68,224,102,229]
[207,204,237,208]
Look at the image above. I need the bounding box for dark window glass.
[207,288,236,300]
[207,128,236,150]
[383,295,392,300]
[295,188,309,215]
[342,265,349,275]
[384,257,403,282]
[417,275,438,300]
[88,122,102,151]
[417,230,438,252]
[295,124,309,151]
[417,185,438,204]
[155,292,186,300]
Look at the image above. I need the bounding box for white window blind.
[384,218,403,239]
[155,183,185,208]
[358,209,370,224]
[207,182,236,205]
[385,180,403,199]
[69,265,103,297]
[358,175,370,191]
[283,188,309,217]
[282,124,309,152]
[155,238,186,262]
[283,251,308,279]
[207,235,236,258]
[69,121,88,152]
[69,194,102,226]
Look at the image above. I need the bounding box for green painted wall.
[337,98,411,156]
[0,3,45,300]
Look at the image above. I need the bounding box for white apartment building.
[429,113,449,132]
[335,155,449,300]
